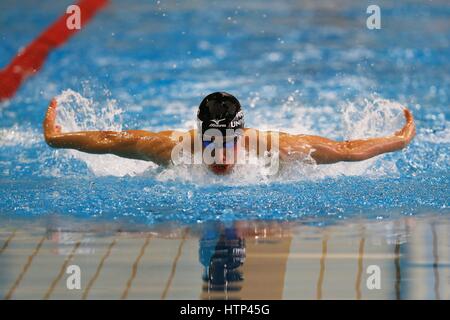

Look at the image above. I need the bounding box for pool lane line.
[82,238,117,300]
[355,237,366,300]
[0,0,109,101]
[160,228,190,300]
[245,252,397,259]
[315,235,328,300]
[394,240,401,300]
[4,235,46,300]
[120,234,152,300]
[0,230,16,255]
[43,239,82,300]
[430,223,441,300]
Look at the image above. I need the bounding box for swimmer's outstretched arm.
[277,108,416,164]
[43,99,179,165]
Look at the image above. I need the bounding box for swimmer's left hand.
[395,108,416,147]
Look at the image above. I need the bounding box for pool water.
[0,0,449,299]
[0,216,449,299]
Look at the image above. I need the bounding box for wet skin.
[43,99,416,175]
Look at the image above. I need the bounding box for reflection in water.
[199,223,245,299]
[0,216,448,299]
[198,221,293,300]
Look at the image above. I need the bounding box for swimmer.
[43,92,415,175]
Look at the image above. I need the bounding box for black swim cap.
[197,92,244,137]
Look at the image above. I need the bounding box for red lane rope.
[0,0,109,101]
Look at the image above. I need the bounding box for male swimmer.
[43,92,416,175]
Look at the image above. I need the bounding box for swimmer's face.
[202,137,239,175]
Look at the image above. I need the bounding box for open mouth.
[209,164,232,175]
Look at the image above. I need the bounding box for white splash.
[56,89,123,132]
[341,98,405,140]
[0,125,40,147]
[307,97,406,179]
[54,89,154,177]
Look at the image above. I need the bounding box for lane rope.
[0,0,109,101]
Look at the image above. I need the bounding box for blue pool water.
[0,0,449,225]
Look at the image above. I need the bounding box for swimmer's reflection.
[199,223,245,296]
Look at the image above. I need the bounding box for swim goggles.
[202,136,238,149]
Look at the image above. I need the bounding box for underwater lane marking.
[316,235,328,300]
[121,235,152,300]
[245,253,398,259]
[355,237,366,300]
[0,230,16,255]
[0,0,109,101]
[394,240,401,300]
[82,238,117,300]
[160,228,190,300]
[43,239,82,300]
[431,223,441,300]
[4,235,46,300]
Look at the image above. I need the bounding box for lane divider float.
[0,0,109,101]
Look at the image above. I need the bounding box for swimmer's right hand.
[43,98,62,144]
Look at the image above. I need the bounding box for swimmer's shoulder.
[145,129,196,140]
